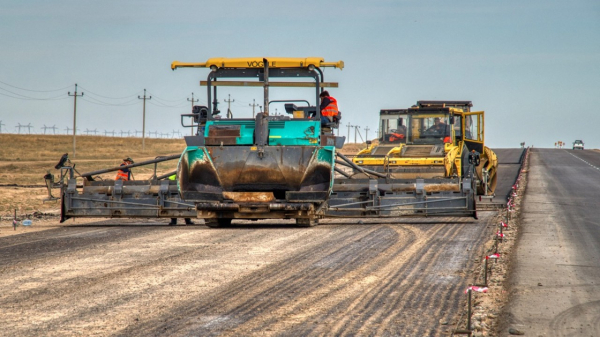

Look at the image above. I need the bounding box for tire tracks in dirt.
[309,220,482,336]
[122,225,388,336]
[0,216,491,337]
[121,217,489,336]
[1,225,360,336]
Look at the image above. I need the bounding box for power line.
[138,89,151,150]
[354,125,363,143]
[68,84,84,157]
[347,123,353,141]
[0,89,68,100]
[81,96,139,106]
[188,93,199,136]
[354,125,362,144]
[150,94,187,103]
[0,80,72,92]
[147,100,188,108]
[187,93,199,110]
[224,94,234,119]
[41,125,58,134]
[249,99,259,118]
[84,128,98,136]
[77,85,142,99]
[16,123,33,134]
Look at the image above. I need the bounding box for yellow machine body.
[353,101,497,195]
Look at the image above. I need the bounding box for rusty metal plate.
[223,191,275,203]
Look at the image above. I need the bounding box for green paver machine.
[171,57,346,227]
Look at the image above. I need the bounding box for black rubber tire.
[204,218,232,228]
[296,218,318,227]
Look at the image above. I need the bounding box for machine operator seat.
[322,110,342,131]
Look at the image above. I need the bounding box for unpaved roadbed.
[1,216,494,336]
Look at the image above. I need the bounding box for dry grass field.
[0,134,366,217]
[0,134,186,216]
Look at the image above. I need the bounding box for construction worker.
[427,118,449,136]
[167,173,194,226]
[319,91,339,124]
[115,157,134,181]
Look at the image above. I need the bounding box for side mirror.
[366,140,372,147]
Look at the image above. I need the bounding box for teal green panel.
[316,146,336,189]
[205,119,322,146]
[268,120,320,146]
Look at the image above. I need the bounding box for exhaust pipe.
[254,58,269,147]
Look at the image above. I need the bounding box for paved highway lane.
[492,148,525,203]
[505,149,600,336]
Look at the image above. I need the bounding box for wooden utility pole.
[187,93,199,136]
[364,126,370,141]
[249,99,259,118]
[224,94,234,118]
[138,89,151,150]
[0,120,5,133]
[354,125,360,143]
[347,123,353,142]
[68,84,84,157]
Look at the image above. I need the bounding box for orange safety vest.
[115,163,130,180]
[321,96,339,117]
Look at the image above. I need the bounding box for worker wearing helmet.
[115,157,134,180]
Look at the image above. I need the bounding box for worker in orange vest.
[319,91,339,124]
[115,157,134,180]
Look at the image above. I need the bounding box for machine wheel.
[296,218,318,227]
[204,218,232,228]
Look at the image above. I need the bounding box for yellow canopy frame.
[172,57,344,70]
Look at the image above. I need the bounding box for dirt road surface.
[504,148,600,336]
[0,144,525,336]
[0,215,497,336]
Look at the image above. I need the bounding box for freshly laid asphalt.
[503,148,600,336]
[492,148,525,203]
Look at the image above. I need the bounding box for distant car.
[573,140,584,150]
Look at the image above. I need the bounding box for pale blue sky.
[1,0,599,148]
